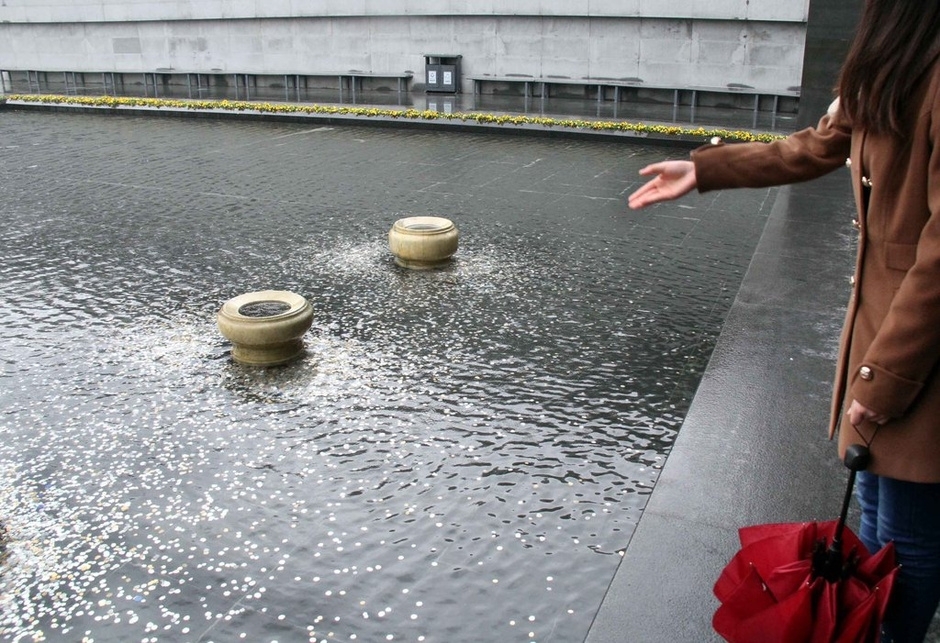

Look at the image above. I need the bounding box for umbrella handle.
[844,443,872,472]
[833,444,871,551]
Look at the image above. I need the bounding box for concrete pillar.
[796,0,862,127]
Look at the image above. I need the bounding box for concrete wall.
[0,1,808,23]
[0,1,810,94]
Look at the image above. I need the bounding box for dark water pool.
[0,110,776,642]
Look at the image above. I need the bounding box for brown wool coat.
[690,64,940,482]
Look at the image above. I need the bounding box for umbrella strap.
[850,420,881,450]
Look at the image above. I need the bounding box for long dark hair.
[838,0,940,137]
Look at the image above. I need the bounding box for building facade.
[0,1,806,90]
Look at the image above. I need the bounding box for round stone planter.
[217,290,314,366]
[388,216,458,269]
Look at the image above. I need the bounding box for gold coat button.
[859,366,873,381]
[845,158,852,167]
[849,275,856,286]
[861,176,873,188]
[852,219,860,229]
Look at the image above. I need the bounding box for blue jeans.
[856,471,940,643]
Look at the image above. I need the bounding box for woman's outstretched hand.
[627,160,697,209]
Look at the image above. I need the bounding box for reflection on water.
[0,111,774,642]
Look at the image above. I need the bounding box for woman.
[629,2,940,641]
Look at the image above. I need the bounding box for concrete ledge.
[586,171,859,642]
[0,97,783,148]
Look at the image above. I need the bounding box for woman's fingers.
[638,162,668,177]
[628,161,697,209]
[627,179,663,208]
[847,399,891,427]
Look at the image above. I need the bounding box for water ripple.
[0,111,771,643]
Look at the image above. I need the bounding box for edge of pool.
[0,97,779,148]
[585,170,857,641]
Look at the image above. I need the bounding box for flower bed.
[4,93,786,143]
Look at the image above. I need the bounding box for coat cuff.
[690,139,728,193]
[849,362,923,418]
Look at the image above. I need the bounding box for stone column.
[796,0,863,128]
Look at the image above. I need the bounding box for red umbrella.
[712,445,899,643]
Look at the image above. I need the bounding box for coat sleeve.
[850,80,940,418]
[691,104,853,191]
